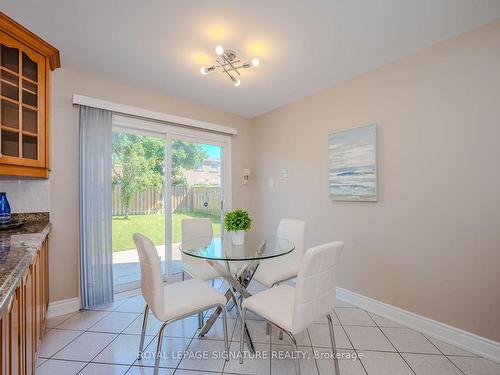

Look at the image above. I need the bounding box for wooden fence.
[112,185,221,216]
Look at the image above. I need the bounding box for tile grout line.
[129,318,185,372]
[40,295,491,374]
[43,325,89,360]
[421,334,466,375]
[171,322,202,373]
[266,314,319,374]
[221,310,240,374]
[42,295,134,373]
[87,310,158,373]
[333,307,369,375]
[86,295,130,313]
[121,281,222,373]
[305,327,322,375]
[40,297,479,374]
[37,302,131,368]
[40,290,225,373]
[74,300,146,375]
[365,309,417,375]
[45,310,79,328]
[151,287,206,374]
[226,308,273,375]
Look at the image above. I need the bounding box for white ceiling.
[2,0,500,118]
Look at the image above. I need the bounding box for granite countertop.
[0,213,51,313]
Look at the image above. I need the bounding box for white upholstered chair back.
[181,218,213,250]
[291,241,344,333]
[277,219,306,257]
[133,233,164,317]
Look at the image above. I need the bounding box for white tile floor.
[36,279,500,375]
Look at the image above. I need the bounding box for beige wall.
[49,67,253,303]
[251,19,500,341]
[43,17,500,342]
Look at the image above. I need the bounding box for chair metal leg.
[231,291,256,354]
[199,289,232,337]
[221,304,229,361]
[198,312,204,329]
[270,282,284,340]
[153,322,168,375]
[283,331,301,375]
[227,286,239,312]
[137,304,149,359]
[182,271,185,281]
[239,307,247,364]
[327,314,340,375]
[227,299,236,312]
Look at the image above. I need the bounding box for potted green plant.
[224,209,252,245]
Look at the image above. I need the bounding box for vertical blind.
[79,105,114,308]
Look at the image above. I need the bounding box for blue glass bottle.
[0,192,12,224]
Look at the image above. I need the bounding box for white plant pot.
[231,230,245,245]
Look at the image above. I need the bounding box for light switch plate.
[281,168,288,178]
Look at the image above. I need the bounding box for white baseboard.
[336,287,500,363]
[46,297,81,319]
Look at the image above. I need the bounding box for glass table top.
[180,234,295,261]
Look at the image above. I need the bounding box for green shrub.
[224,209,252,232]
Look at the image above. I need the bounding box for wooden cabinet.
[0,12,60,177]
[22,264,34,375]
[0,236,49,375]
[1,288,22,375]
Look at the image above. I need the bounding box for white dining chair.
[252,218,305,338]
[181,218,222,328]
[181,218,220,282]
[240,241,344,375]
[252,218,306,288]
[133,233,229,375]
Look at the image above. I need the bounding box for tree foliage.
[171,140,207,186]
[112,133,207,217]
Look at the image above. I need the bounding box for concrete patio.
[112,243,183,286]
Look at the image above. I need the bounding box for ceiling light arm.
[216,58,238,83]
[221,54,241,76]
[220,62,254,73]
[203,62,252,75]
[217,59,241,69]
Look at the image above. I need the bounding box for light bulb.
[251,58,260,67]
[233,78,241,87]
[200,67,208,75]
[215,45,224,56]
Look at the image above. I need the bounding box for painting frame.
[329,124,378,202]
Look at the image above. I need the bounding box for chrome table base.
[199,259,260,352]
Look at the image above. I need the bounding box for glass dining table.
[180,233,295,352]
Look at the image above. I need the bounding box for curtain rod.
[72,94,238,136]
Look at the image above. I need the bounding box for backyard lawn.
[112,212,221,251]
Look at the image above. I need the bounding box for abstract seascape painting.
[329,124,377,201]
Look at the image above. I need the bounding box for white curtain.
[79,105,114,308]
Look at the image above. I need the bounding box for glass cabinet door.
[0,31,46,167]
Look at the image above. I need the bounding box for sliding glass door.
[111,115,231,293]
[111,129,166,293]
[168,137,224,276]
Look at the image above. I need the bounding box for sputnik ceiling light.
[200,45,259,87]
